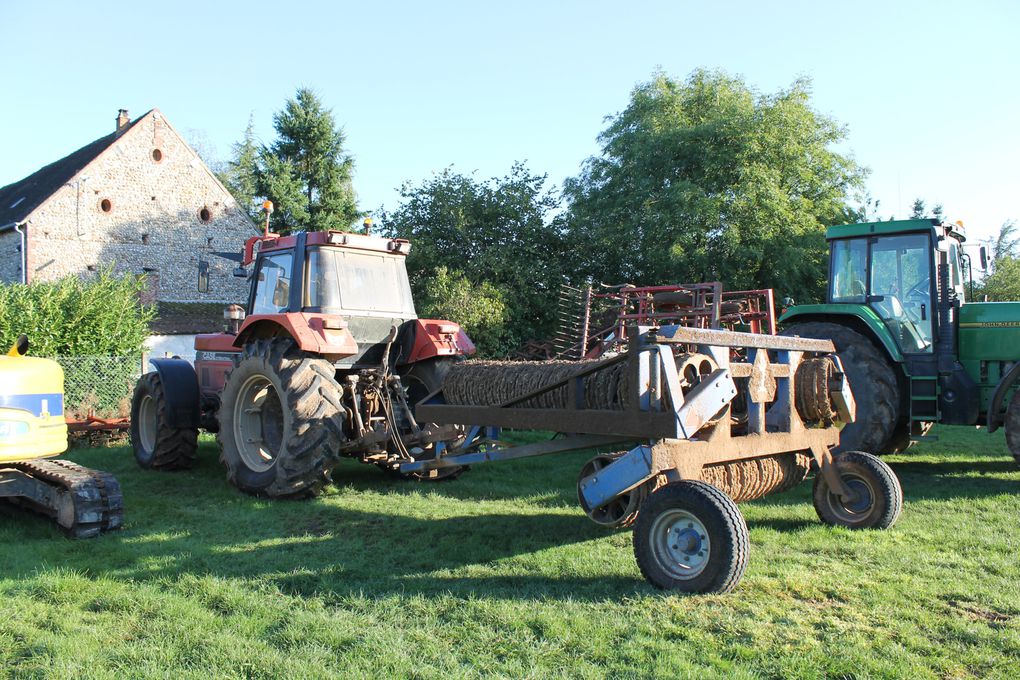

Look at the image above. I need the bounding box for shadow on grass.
[10,433,1014,603]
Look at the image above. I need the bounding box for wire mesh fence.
[50,356,144,420]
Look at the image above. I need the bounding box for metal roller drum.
[442,353,715,410]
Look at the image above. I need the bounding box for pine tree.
[263,88,359,233]
[222,115,261,222]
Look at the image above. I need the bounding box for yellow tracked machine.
[0,336,123,537]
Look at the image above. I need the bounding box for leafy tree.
[561,69,868,303]
[981,256,1020,301]
[382,164,564,355]
[978,220,1020,301]
[416,267,508,352]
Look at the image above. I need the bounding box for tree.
[221,116,261,222]
[909,198,944,220]
[561,69,868,303]
[262,88,359,233]
[222,90,360,234]
[382,164,564,355]
[980,220,1020,301]
[416,267,508,352]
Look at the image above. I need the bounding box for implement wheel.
[217,338,346,498]
[577,453,655,529]
[130,372,197,470]
[813,451,902,529]
[633,480,749,593]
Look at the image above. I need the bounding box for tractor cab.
[826,219,968,356]
[781,219,987,455]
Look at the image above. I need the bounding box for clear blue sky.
[2,0,1017,245]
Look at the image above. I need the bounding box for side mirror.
[233,266,248,278]
[979,245,989,271]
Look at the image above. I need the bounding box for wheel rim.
[234,374,286,473]
[650,509,711,580]
[137,394,157,454]
[825,473,875,523]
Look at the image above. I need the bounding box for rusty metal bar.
[655,325,834,352]
[399,434,635,472]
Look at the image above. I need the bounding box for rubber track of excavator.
[6,459,124,538]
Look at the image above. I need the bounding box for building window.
[198,260,210,293]
[99,198,113,213]
[151,148,163,162]
[199,207,212,222]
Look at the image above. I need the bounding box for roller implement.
[0,336,124,538]
[411,324,901,593]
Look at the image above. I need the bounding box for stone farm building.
[0,108,254,310]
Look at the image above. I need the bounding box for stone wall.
[20,111,254,303]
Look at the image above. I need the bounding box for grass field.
[1,427,1019,678]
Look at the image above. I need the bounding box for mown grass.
[1,427,1018,678]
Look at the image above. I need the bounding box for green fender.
[778,304,904,364]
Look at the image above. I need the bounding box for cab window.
[252,252,293,314]
[830,238,867,302]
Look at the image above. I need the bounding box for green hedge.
[0,268,155,357]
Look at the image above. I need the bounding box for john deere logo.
[959,321,1020,328]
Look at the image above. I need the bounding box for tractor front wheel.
[130,372,197,470]
[217,338,346,498]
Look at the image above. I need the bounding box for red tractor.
[129,217,475,497]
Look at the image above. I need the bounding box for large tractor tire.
[1004,390,1020,467]
[130,372,198,470]
[217,338,346,498]
[781,322,901,454]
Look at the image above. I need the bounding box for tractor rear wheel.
[1004,391,1020,467]
[217,338,346,498]
[781,322,901,454]
[130,372,197,470]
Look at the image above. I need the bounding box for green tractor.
[781,218,1020,464]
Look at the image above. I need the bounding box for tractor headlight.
[0,420,29,438]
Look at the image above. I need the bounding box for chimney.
[115,109,130,136]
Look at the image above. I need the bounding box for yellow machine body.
[0,353,68,463]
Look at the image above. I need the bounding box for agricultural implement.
[409,323,900,592]
[783,218,1020,463]
[548,282,776,360]
[0,336,124,537]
